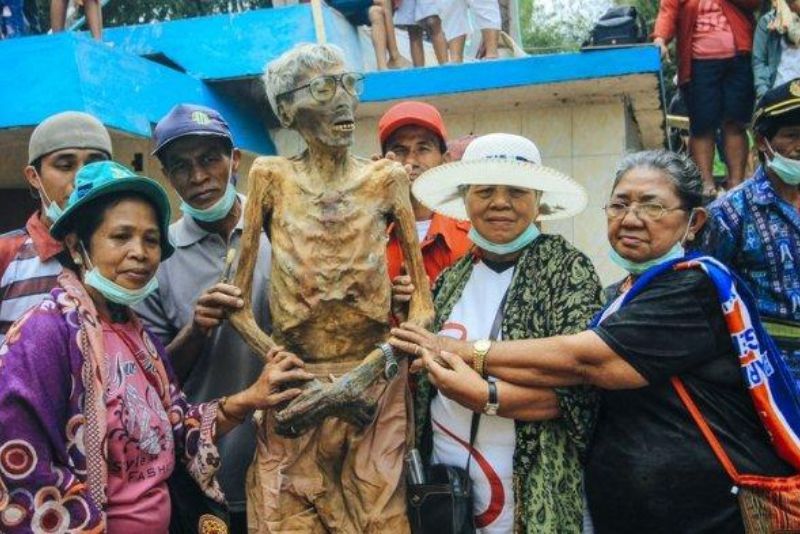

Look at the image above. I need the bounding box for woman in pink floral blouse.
[0,161,311,533]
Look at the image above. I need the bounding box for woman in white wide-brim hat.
[392,133,602,533]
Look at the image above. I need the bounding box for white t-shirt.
[416,219,433,243]
[431,260,516,534]
[775,39,800,88]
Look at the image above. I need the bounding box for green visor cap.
[50,161,175,259]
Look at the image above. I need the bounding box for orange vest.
[386,213,472,285]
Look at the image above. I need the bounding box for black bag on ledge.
[407,460,476,534]
[583,5,648,48]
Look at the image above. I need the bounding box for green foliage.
[519,0,612,54]
[31,0,272,32]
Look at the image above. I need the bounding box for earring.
[73,256,83,265]
[687,232,695,241]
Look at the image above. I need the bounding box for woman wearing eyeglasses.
[391,150,798,533]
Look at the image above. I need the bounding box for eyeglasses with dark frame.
[277,72,365,103]
[603,201,686,221]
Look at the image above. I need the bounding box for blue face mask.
[80,243,159,306]
[180,181,237,223]
[179,154,237,223]
[469,223,541,256]
[609,211,695,275]
[38,178,64,223]
[766,140,800,186]
[609,242,684,275]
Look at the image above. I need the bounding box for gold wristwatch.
[472,339,492,377]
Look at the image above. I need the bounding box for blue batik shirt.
[697,166,800,379]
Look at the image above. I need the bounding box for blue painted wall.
[0,33,274,154]
[103,4,363,80]
[361,46,662,103]
[0,4,661,157]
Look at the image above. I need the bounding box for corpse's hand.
[389,322,472,372]
[420,349,488,412]
[370,151,413,176]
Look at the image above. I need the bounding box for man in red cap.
[378,101,472,289]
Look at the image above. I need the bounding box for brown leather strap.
[671,376,741,483]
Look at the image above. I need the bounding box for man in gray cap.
[134,103,271,534]
[0,111,111,344]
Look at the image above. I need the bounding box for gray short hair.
[612,150,707,209]
[263,43,347,120]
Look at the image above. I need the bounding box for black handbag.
[583,5,648,47]
[407,289,509,534]
[407,413,480,534]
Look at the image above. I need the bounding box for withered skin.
[228,65,433,436]
[228,58,433,532]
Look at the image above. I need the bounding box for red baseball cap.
[378,101,448,152]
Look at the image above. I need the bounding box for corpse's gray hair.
[263,43,347,122]
[612,149,708,208]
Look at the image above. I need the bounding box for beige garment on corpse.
[246,362,413,533]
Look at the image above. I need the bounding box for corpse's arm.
[229,158,279,360]
[387,163,434,329]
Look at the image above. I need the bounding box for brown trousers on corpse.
[245,362,413,533]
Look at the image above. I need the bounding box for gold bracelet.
[218,396,246,425]
[472,340,492,377]
[473,351,486,377]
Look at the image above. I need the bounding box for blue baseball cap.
[151,104,233,157]
[51,161,175,259]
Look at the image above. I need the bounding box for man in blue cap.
[698,78,800,383]
[134,103,272,533]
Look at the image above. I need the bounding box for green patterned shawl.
[414,234,603,533]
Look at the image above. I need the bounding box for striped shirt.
[0,212,63,344]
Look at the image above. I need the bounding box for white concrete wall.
[271,101,631,286]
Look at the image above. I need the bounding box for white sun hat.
[411,133,588,221]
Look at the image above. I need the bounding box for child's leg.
[394,0,424,66]
[83,0,102,39]
[472,0,500,58]
[407,25,424,67]
[448,35,466,62]
[369,1,389,70]
[382,0,411,68]
[439,0,468,62]
[49,0,67,32]
[479,28,498,58]
[420,15,448,64]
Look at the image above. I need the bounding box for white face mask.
[178,151,237,223]
[79,242,159,307]
[36,173,64,223]
[609,209,697,275]
[766,139,800,186]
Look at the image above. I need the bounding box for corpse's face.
[278,65,359,149]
